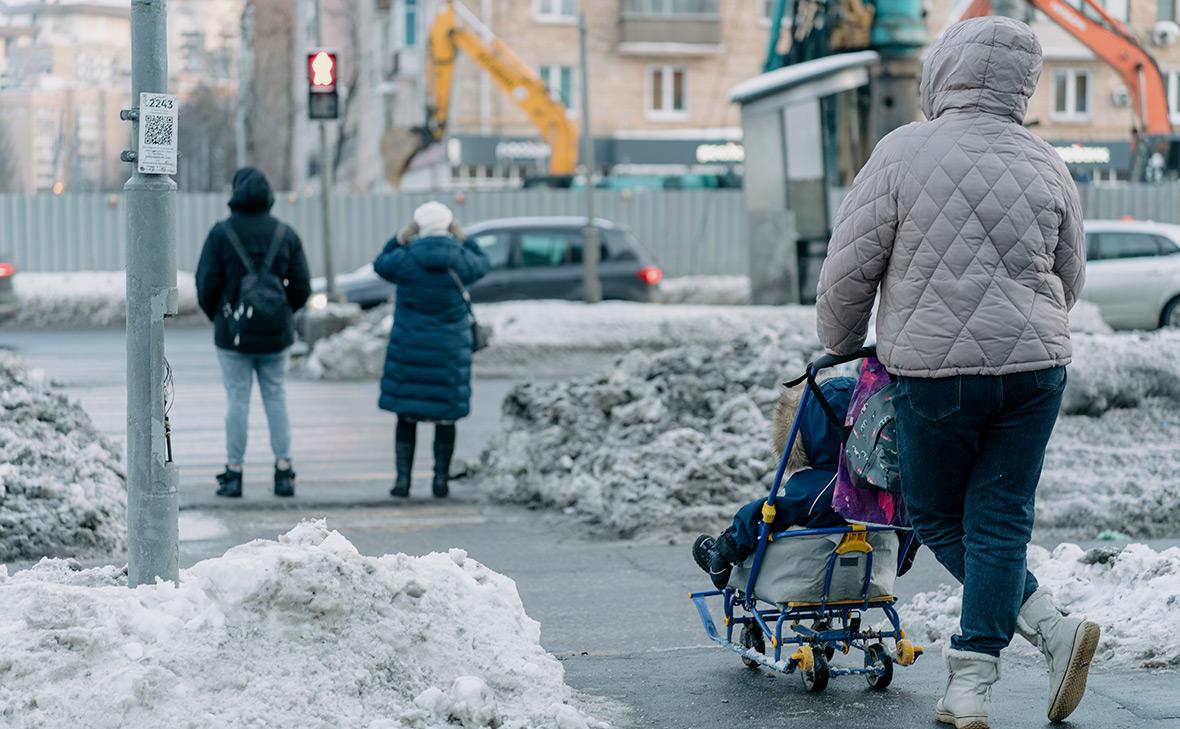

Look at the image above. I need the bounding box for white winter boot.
[1015,588,1101,722]
[936,648,999,729]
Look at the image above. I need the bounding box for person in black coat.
[195,167,311,498]
[374,201,490,499]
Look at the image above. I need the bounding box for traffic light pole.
[314,0,339,301]
[578,13,601,304]
[124,0,179,586]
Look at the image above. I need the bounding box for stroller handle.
[784,347,877,388]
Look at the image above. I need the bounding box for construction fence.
[1,183,1178,275]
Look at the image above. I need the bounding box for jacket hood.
[228,167,275,213]
[408,235,464,272]
[800,377,855,472]
[920,16,1042,123]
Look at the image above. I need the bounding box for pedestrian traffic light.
[307,49,339,120]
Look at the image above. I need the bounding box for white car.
[1083,220,1180,330]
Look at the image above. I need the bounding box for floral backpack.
[832,356,909,527]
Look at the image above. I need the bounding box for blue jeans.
[216,348,292,466]
[894,367,1066,656]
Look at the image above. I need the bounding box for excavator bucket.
[381,126,437,189]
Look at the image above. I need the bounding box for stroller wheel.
[739,625,765,670]
[801,649,830,693]
[865,643,894,690]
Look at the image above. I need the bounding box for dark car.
[0,255,16,321]
[304,216,663,312]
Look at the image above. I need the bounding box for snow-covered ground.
[8,271,202,328]
[656,275,751,305]
[0,520,599,729]
[300,301,815,381]
[479,322,1180,541]
[0,353,126,561]
[904,542,1180,670]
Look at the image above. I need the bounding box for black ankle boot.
[432,435,455,498]
[692,534,733,590]
[392,441,414,497]
[215,468,243,498]
[274,461,296,497]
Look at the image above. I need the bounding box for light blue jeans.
[216,348,292,466]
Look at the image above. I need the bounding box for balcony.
[619,0,722,56]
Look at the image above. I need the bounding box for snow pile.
[1068,300,1113,335]
[482,325,823,538]
[302,304,390,380]
[0,520,598,729]
[300,300,810,381]
[0,353,126,562]
[9,271,201,328]
[1062,330,1180,415]
[904,542,1180,669]
[658,276,752,305]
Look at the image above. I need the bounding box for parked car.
[0,255,16,321]
[1083,220,1180,329]
[304,216,664,312]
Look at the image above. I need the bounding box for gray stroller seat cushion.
[728,528,899,605]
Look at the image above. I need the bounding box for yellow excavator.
[382,0,579,187]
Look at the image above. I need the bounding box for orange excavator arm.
[423,1,578,176]
[960,0,1171,136]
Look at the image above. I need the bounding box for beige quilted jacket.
[816,16,1086,378]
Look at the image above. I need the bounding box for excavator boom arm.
[424,2,578,176]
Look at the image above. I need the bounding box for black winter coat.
[195,168,312,354]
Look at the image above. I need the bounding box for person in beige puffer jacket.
[817,16,1097,729]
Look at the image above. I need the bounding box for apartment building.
[386,0,780,186]
[929,0,1180,180]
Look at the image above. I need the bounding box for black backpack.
[219,221,291,349]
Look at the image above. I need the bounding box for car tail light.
[0,262,15,278]
[637,265,663,286]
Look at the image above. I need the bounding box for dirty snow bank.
[0,520,599,729]
[300,301,810,381]
[1063,330,1180,415]
[0,353,126,562]
[657,276,751,305]
[479,324,1180,540]
[9,271,201,328]
[905,542,1180,669]
[482,324,822,539]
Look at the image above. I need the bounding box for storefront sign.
[1054,144,1112,165]
[695,142,745,163]
[494,140,551,160]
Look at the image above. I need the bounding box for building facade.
[928,0,1180,181]
[386,0,780,187]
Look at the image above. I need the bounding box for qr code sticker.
[142,114,173,146]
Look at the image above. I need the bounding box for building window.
[536,0,576,21]
[404,0,417,47]
[1052,69,1091,121]
[1162,0,1179,21]
[539,64,576,110]
[647,65,687,119]
[624,0,719,16]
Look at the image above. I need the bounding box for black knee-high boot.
[432,423,456,498]
[392,417,417,497]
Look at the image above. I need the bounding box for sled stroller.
[690,348,924,693]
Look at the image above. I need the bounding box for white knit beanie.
[412,201,454,238]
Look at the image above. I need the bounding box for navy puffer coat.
[374,234,490,421]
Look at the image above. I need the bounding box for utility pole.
[122,0,179,586]
[314,0,339,301]
[577,12,601,304]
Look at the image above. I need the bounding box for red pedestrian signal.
[307,49,339,120]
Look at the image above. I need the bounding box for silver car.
[1083,220,1180,329]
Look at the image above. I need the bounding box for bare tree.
[245,0,296,189]
[178,85,238,192]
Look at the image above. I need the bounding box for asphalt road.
[4,324,1178,729]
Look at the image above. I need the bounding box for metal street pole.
[577,12,601,304]
[314,0,339,301]
[124,0,178,586]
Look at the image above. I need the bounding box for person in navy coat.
[374,202,490,498]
